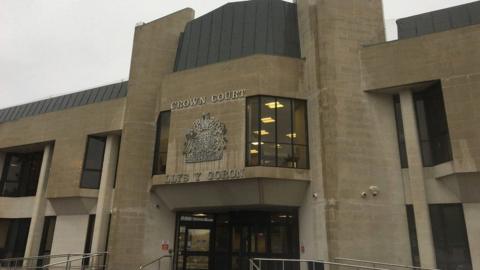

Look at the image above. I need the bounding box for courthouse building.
[0,0,479,269]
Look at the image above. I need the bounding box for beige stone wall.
[159,55,304,178]
[361,16,480,268]
[361,24,480,173]
[296,0,412,264]
[0,99,125,198]
[108,9,194,270]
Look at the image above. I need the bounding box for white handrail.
[250,257,393,270]
[42,252,108,269]
[137,255,172,270]
[335,257,440,270]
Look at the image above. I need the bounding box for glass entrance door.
[231,224,268,270]
[175,211,299,270]
[177,221,213,270]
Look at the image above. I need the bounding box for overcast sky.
[0,0,477,109]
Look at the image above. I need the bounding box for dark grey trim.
[397,1,480,39]
[0,81,128,124]
[174,0,301,72]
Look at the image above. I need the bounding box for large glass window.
[0,152,43,197]
[153,111,171,175]
[246,96,308,169]
[393,95,408,168]
[0,218,31,260]
[413,83,452,167]
[80,136,106,189]
[430,204,472,270]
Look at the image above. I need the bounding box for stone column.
[24,144,53,264]
[399,91,437,268]
[90,135,120,257]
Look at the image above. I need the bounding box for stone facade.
[0,1,478,270]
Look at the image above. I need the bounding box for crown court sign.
[170,89,246,111]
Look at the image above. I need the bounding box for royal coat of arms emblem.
[183,113,227,163]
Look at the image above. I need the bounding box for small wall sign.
[165,169,245,184]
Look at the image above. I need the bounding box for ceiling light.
[261,117,275,123]
[253,130,269,136]
[193,213,207,217]
[250,149,259,154]
[265,101,284,109]
[251,142,264,146]
[286,133,297,138]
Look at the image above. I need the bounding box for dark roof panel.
[0,81,128,124]
[174,0,301,71]
[397,1,480,39]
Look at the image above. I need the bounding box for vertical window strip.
[153,111,171,175]
[393,95,409,168]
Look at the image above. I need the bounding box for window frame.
[245,95,309,169]
[80,135,107,189]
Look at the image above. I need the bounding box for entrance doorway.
[174,210,299,270]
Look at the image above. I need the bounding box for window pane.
[25,153,43,196]
[0,220,10,249]
[186,256,209,270]
[260,97,276,143]
[277,98,292,144]
[261,143,276,166]
[1,152,43,197]
[159,111,171,153]
[215,225,229,252]
[251,226,267,253]
[231,227,240,252]
[277,144,293,168]
[393,95,408,168]
[2,182,19,196]
[293,145,308,169]
[430,204,472,270]
[247,143,259,166]
[406,206,420,267]
[247,97,260,143]
[80,170,101,189]
[84,137,106,170]
[153,111,171,175]
[293,100,307,145]
[271,226,288,254]
[187,229,210,252]
[4,219,31,259]
[414,83,452,166]
[5,156,22,182]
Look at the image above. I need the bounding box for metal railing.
[250,258,393,270]
[0,252,108,270]
[137,255,172,270]
[334,258,440,270]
